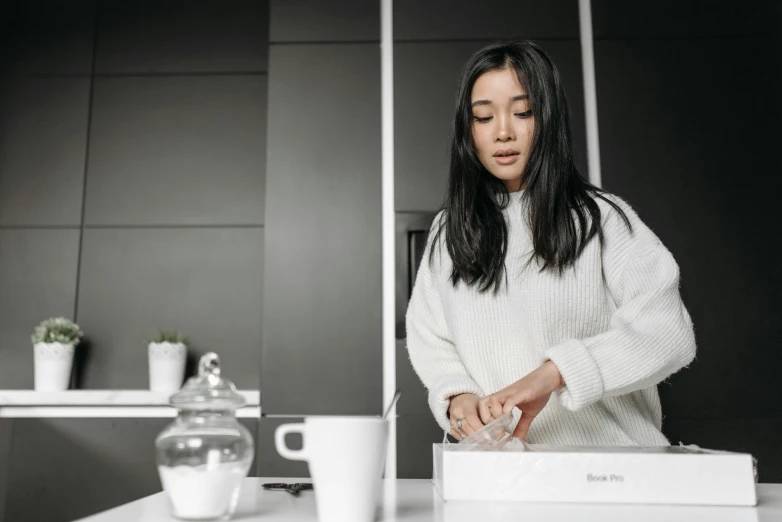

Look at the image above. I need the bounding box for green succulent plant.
[150,331,189,345]
[31,317,84,345]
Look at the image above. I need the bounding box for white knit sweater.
[405,190,697,446]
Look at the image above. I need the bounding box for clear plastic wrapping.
[446,412,526,451]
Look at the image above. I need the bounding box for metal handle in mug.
[275,423,307,461]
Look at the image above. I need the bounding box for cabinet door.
[262,44,382,415]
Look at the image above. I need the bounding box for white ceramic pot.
[149,342,187,392]
[34,342,75,391]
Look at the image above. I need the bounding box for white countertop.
[76,478,782,522]
[0,390,261,418]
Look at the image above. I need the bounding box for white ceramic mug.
[275,416,388,522]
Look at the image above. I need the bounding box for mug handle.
[275,423,307,461]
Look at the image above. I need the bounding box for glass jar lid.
[169,352,246,410]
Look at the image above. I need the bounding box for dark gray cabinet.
[95,0,269,74]
[262,44,382,415]
[0,77,90,226]
[85,75,267,226]
[393,0,579,41]
[269,0,378,43]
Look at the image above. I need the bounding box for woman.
[405,41,696,445]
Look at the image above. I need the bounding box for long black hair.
[430,41,631,293]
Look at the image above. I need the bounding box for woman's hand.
[447,393,485,440]
[479,361,564,440]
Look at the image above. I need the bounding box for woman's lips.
[494,152,520,165]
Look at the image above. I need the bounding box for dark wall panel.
[269,0,378,43]
[0,420,9,521]
[0,230,80,389]
[394,40,586,212]
[0,77,90,226]
[396,415,443,479]
[595,37,781,419]
[76,228,263,389]
[262,44,382,415]
[4,417,258,522]
[394,0,579,41]
[85,75,266,226]
[592,0,773,38]
[95,0,269,74]
[0,0,94,75]
[397,341,443,479]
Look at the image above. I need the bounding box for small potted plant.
[31,317,84,391]
[149,331,188,392]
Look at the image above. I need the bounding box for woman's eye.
[515,110,533,118]
[473,116,492,123]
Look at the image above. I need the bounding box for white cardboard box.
[433,443,757,506]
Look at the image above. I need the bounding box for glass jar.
[155,352,255,520]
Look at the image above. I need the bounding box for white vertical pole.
[380,0,397,478]
[578,0,602,188]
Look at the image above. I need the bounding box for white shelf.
[0,390,261,418]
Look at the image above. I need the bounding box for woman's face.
[470,67,535,192]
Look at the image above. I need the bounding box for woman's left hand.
[479,360,564,440]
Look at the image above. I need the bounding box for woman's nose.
[495,115,515,141]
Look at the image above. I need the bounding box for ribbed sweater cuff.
[429,378,484,432]
[544,339,604,411]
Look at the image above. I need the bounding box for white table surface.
[76,478,782,522]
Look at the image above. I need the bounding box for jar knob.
[198,352,221,378]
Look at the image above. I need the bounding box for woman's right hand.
[447,393,485,440]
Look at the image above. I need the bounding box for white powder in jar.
[158,458,250,520]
